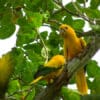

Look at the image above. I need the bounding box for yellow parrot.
[0,52,14,98]
[31,55,65,84]
[59,24,88,95]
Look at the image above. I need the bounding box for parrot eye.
[65,26,68,30]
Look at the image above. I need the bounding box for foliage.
[0,0,100,100]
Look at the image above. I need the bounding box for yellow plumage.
[0,53,14,98]
[59,24,88,95]
[31,55,65,84]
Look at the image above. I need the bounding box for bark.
[35,36,100,100]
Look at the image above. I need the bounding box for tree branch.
[34,36,100,100]
[76,30,100,37]
[53,0,100,25]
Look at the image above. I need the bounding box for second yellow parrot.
[0,52,14,98]
[31,55,65,84]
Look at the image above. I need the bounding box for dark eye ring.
[65,27,68,29]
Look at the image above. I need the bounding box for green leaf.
[51,10,66,22]
[26,88,35,100]
[42,11,50,22]
[40,0,55,12]
[0,0,7,7]
[86,60,100,78]
[77,0,85,3]
[41,31,48,40]
[47,31,63,56]
[26,12,43,28]
[0,22,15,39]
[91,77,100,94]
[8,80,20,94]
[10,0,24,8]
[90,25,100,31]
[69,76,76,84]
[17,17,33,32]
[90,0,100,9]
[17,17,37,46]
[0,9,15,39]
[13,49,26,77]
[25,0,54,12]
[65,2,77,12]
[63,15,73,25]
[61,87,80,100]
[87,77,100,95]
[13,48,43,83]
[84,8,100,18]
[81,94,100,100]
[17,30,37,46]
[11,48,32,83]
[72,19,85,31]
[21,61,35,83]
[26,50,43,65]
[8,80,25,99]
[65,2,81,13]
[24,43,42,54]
[48,31,60,47]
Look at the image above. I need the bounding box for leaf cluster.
[0,0,100,99]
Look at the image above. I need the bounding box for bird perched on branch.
[31,55,65,84]
[0,52,14,99]
[59,24,88,95]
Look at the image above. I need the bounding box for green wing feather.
[34,65,62,78]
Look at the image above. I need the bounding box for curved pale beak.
[59,28,66,38]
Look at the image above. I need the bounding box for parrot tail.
[75,68,88,95]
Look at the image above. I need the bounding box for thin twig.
[71,1,94,24]
[7,85,34,99]
[35,28,48,63]
[54,0,79,16]
[23,85,34,100]
[76,30,100,37]
[7,89,24,98]
[71,0,82,13]
[48,19,61,25]
[83,0,86,8]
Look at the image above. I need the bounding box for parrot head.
[59,24,75,38]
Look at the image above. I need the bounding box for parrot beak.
[59,28,66,38]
